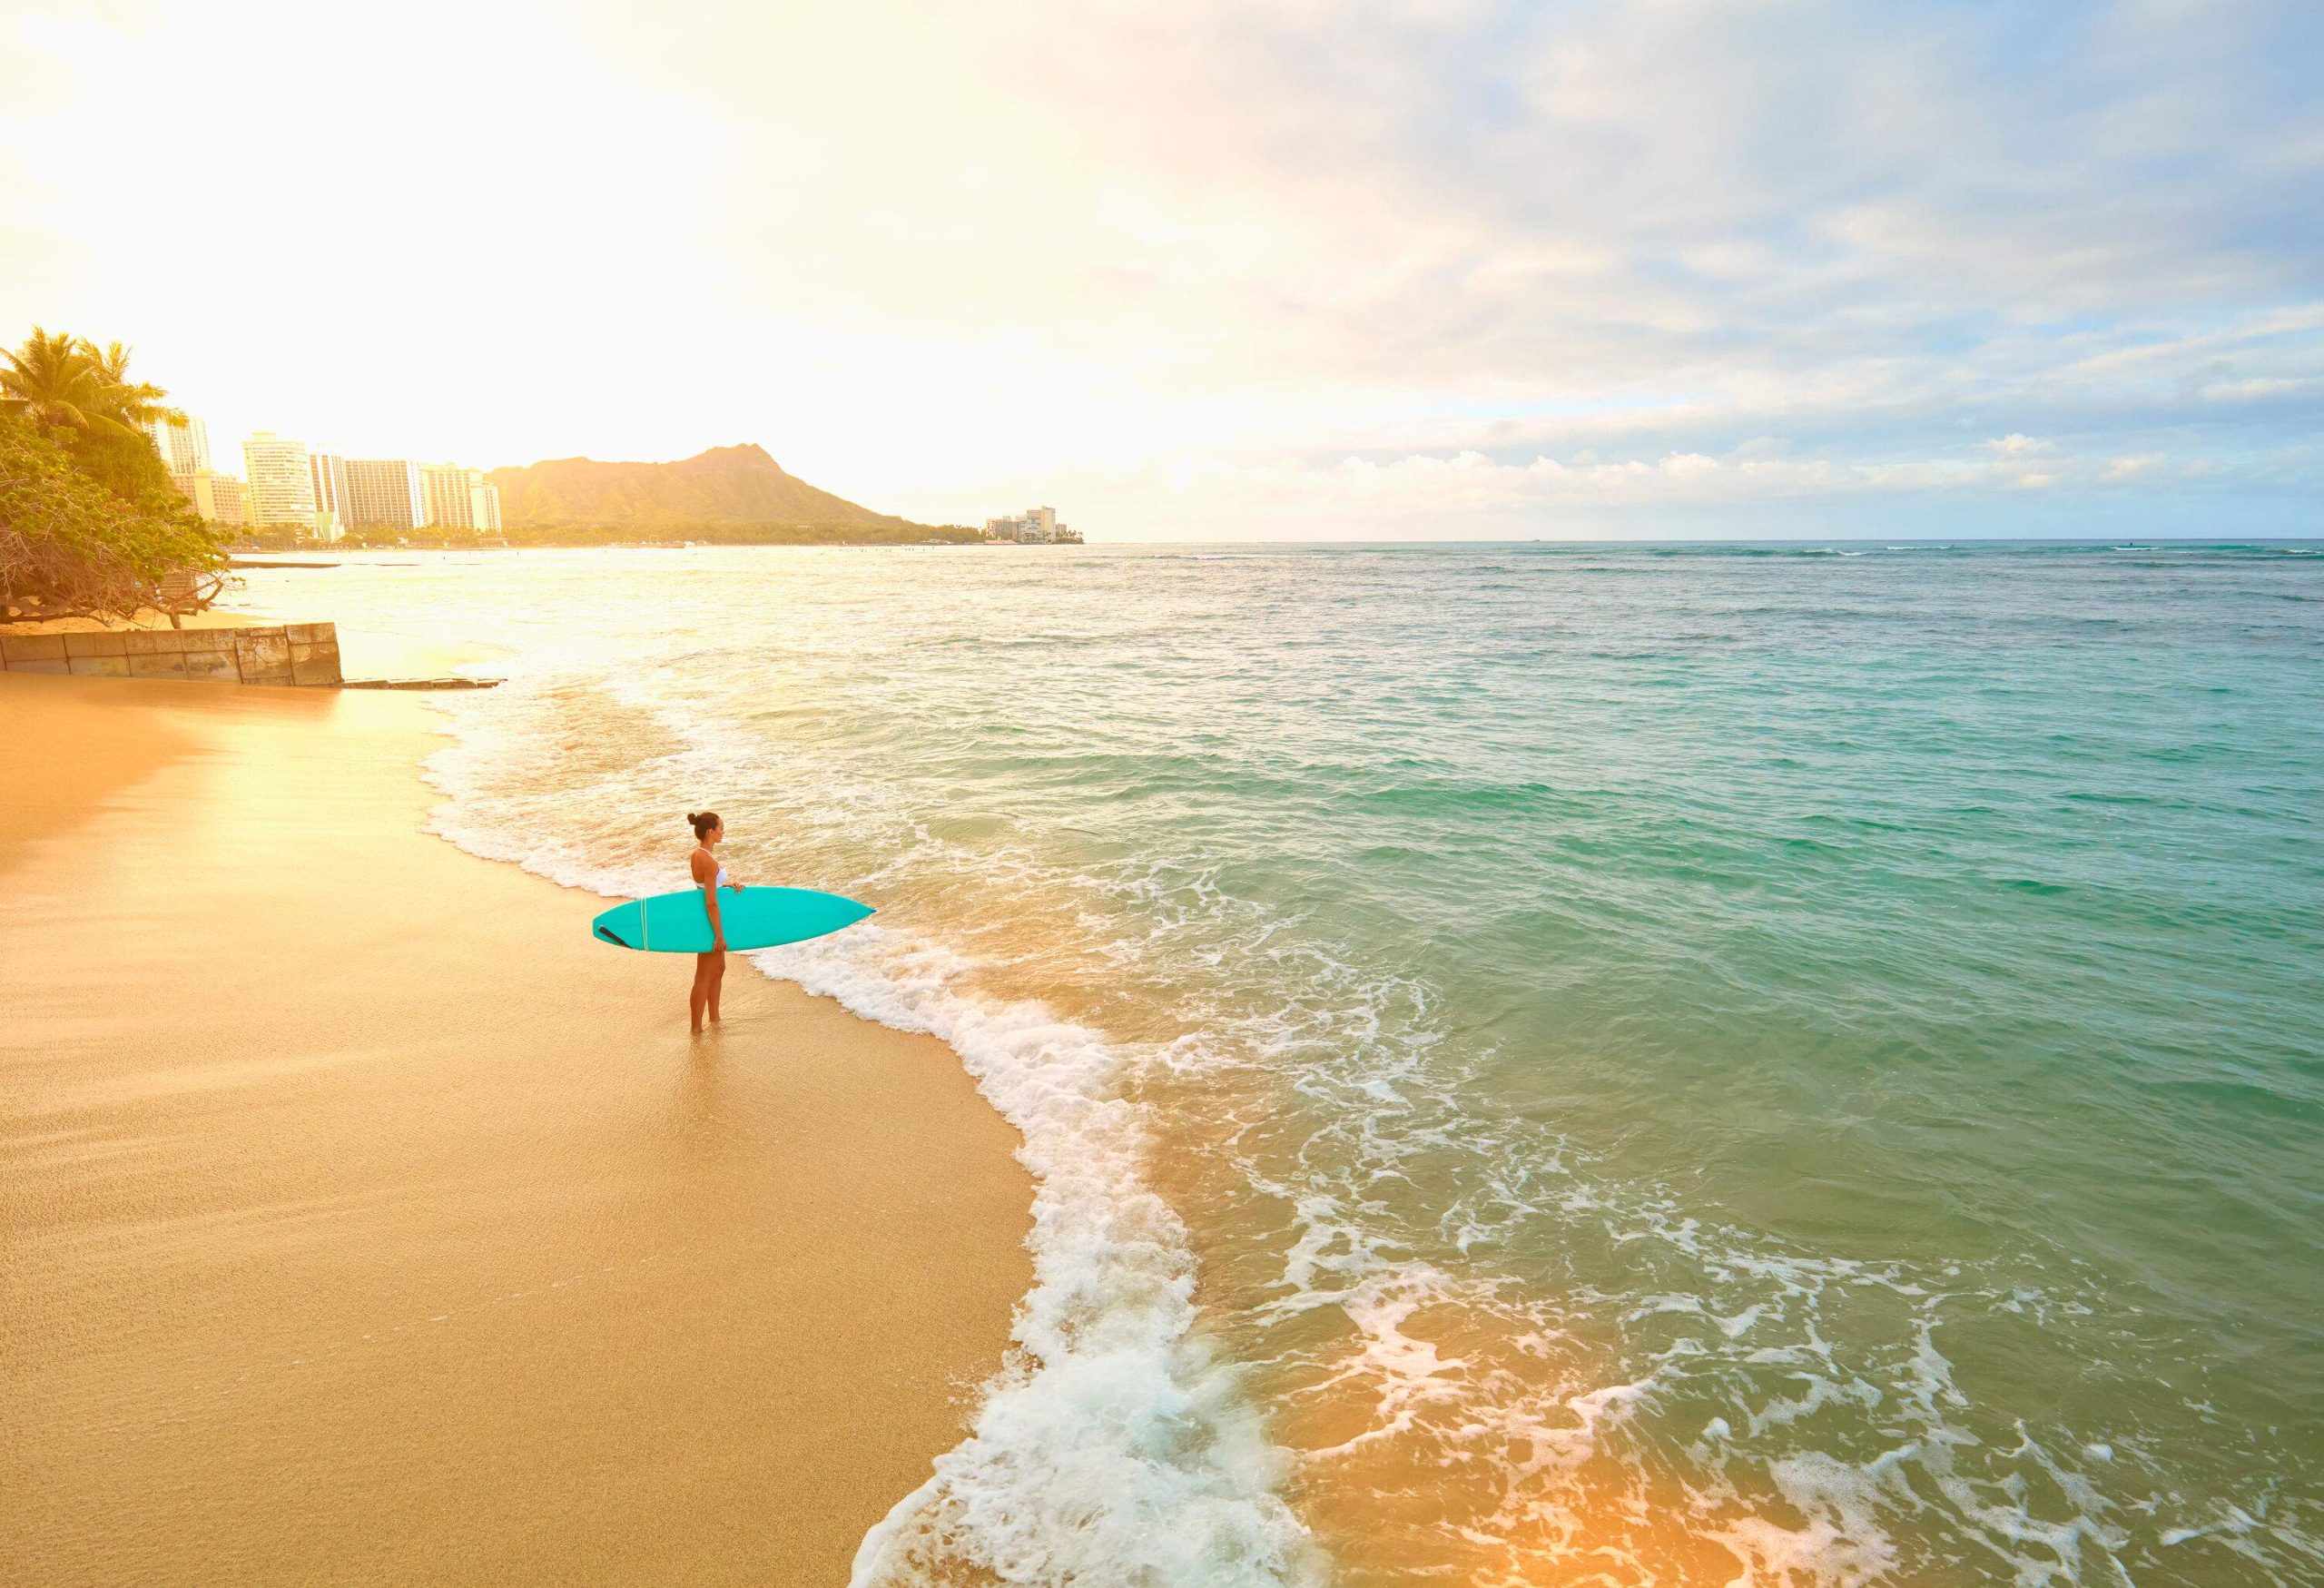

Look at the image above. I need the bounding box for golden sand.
[0,673,1030,1586]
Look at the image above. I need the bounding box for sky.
[3,0,2319,539]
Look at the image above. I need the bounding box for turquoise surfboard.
[590,885,873,953]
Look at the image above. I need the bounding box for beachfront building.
[310,451,352,527]
[342,458,428,531]
[302,452,350,544]
[420,463,465,528]
[173,469,250,526]
[241,431,319,531]
[984,506,1078,543]
[142,412,212,475]
[420,463,503,532]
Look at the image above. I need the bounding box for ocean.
[237,540,2324,1586]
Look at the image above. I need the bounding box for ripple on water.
[231,540,2324,1586]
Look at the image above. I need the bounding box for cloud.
[891,432,2314,543]
[634,0,2324,528]
[1,0,2319,536]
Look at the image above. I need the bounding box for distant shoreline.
[226,526,1086,553]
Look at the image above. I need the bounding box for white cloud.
[1,0,2317,535]
[908,434,2281,540]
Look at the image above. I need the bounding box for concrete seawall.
[0,623,342,687]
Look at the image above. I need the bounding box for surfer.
[687,811,743,1033]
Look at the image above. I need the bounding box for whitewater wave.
[374,545,2324,1588]
[413,675,1319,1588]
[765,931,1318,1587]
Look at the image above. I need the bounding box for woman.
[686,811,744,1033]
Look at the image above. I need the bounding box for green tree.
[0,407,225,620]
[86,340,186,431]
[2,330,186,502]
[0,329,223,619]
[0,328,136,437]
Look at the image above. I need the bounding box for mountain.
[487,444,912,531]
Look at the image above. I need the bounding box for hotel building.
[984,506,1076,543]
[310,452,352,530]
[342,459,428,531]
[174,469,249,527]
[420,463,504,532]
[142,413,212,476]
[241,432,318,530]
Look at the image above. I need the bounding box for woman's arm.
[692,849,727,950]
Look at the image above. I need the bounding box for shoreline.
[0,672,1032,1586]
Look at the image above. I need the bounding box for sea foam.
[765,927,1319,1588]
[415,674,1318,1588]
[352,540,2324,1588]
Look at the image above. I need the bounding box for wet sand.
[0,673,1031,1587]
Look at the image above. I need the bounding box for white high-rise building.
[343,459,427,531]
[420,463,465,528]
[984,505,1074,543]
[306,452,350,542]
[420,463,503,532]
[143,413,212,475]
[310,452,350,521]
[241,431,319,532]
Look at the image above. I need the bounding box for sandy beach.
[0,673,1031,1586]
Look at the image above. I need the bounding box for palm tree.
[86,339,184,429]
[0,328,131,435]
[1,329,181,439]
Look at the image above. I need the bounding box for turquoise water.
[241,541,2324,1584]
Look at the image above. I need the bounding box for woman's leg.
[690,953,714,1033]
[706,950,726,1024]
